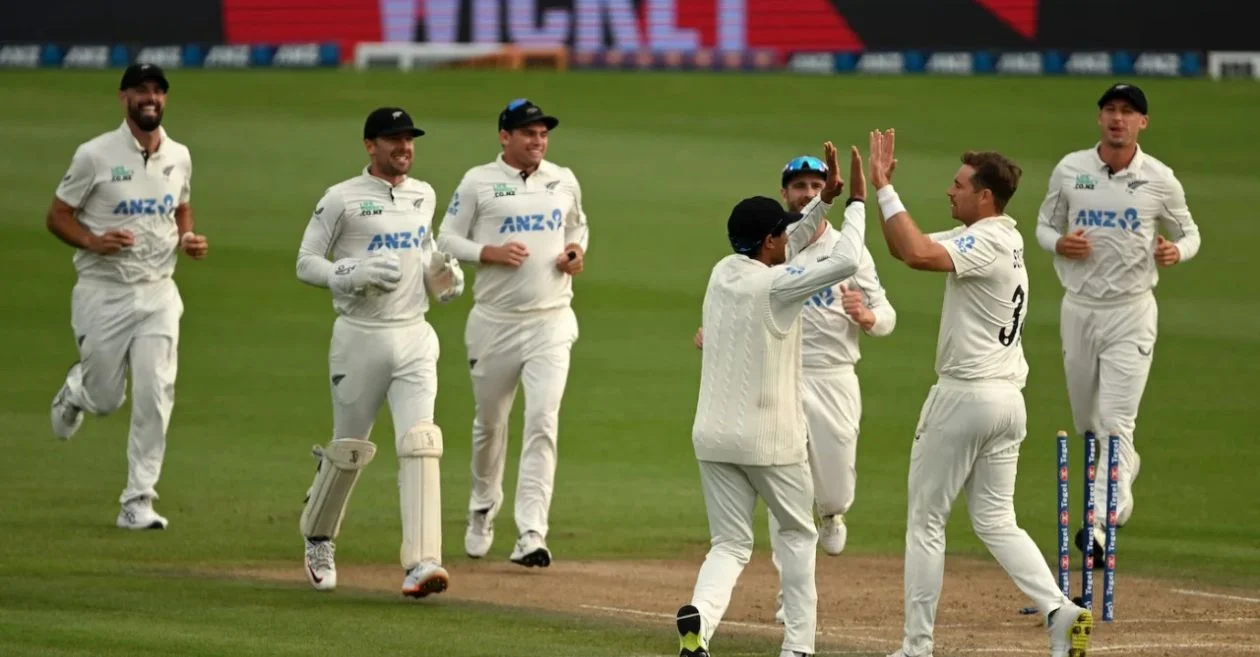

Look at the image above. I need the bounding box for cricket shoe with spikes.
[116,496,168,530]
[402,562,449,598]
[676,604,709,657]
[1049,602,1094,657]
[304,538,337,591]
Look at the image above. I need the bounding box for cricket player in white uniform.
[48,64,209,530]
[676,143,867,657]
[694,153,897,624]
[1035,83,1201,560]
[294,107,465,598]
[867,130,1093,657]
[437,99,588,568]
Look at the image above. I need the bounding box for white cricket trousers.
[1061,292,1156,528]
[770,366,860,565]
[328,316,440,569]
[65,278,182,505]
[899,377,1070,657]
[692,459,818,655]
[328,316,439,450]
[465,304,578,538]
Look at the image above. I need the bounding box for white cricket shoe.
[401,561,449,598]
[116,497,168,530]
[509,530,551,568]
[304,539,337,591]
[465,508,493,558]
[774,590,785,624]
[1048,602,1094,657]
[819,514,847,555]
[50,363,85,440]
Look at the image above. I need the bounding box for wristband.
[877,185,907,221]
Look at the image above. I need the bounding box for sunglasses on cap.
[781,155,828,187]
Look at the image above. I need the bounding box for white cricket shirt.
[436,154,589,313]
[933,215,1029,387]
[1035,144,1201,304]
[692,200,866,467]
[55,121,193,285]
[296,167,439,325]
[796,220,896,370]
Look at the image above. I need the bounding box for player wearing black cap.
[294,106,465,599]
[1034,83,1203,564]
[675,142,868,657]
[46,63,207,531]
[436,98,589,569]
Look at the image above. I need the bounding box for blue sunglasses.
[781,155,828,186]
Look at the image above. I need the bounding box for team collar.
[496,153,546,180]
[1091,142,1145,176]
[361,165,409,190]
[117,120,167,154]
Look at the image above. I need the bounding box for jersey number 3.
[998,285,1025,346]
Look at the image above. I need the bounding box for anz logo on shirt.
[367,225,427,251]
[953,235,977,253]
[1073,208,1140,232]
[111,194,176,218]
[804,287,836,308]
[498,209,563,234]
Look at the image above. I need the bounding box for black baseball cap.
[363,107,425,140]
[498,98,559,131]
[119,63,169,92]
[727,196,803,255]
[1098,82,1148,115]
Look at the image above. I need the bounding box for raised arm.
[868,129,956,273]
[768,200,866,329]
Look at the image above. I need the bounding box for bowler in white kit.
[294,107,465,598]
[48,63,209,530]
[437,98,589,567]
[676,142,866,657]
[695,152,897,624]
[1035,83,1201,559]
[868,131,1094,657]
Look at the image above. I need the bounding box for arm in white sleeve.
[435,175,485,263]
[1036,159,1071,253]
[1159,172,1201,262]
[563,170,590,252]
[784,196,833,261]
[296,190,344,288]
[770,201,866,329]
[852,247,896,337]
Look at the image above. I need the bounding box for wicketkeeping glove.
[424,251,465,303]
[328,251,403,296]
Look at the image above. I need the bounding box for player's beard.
[128,101,163,132]
[376,149,412,177]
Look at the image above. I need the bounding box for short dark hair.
[960,151,1022,212]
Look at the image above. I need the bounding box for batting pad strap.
[300,438,377,540]
[399,423,443,568]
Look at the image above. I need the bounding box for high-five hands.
[868,129,897,190]
[820,141,845,204]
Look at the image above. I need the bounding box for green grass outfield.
[1,70,1258,656]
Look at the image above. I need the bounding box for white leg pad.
[300,438,377,540]
[399,422,443,568]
